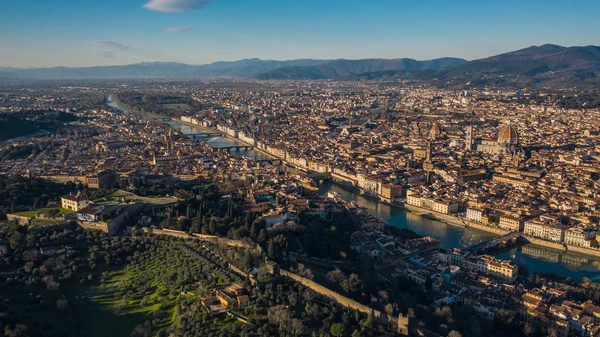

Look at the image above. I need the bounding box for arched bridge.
[466,232,521,253]
[187,132,222,139]
[256,158,283,165]
[219,145,254,152]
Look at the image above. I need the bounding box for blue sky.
[1,0,599,67]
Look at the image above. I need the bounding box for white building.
[524,217,565,243]
[466,208,483,222]
[61,195,89,212]
[564,227,594,248]
[464,254,518,283]
[406,194,460,214]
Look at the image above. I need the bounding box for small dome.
[430,123,442,137]
[498,124,518,145]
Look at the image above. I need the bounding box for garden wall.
[280,270,409,335]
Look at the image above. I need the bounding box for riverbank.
[169,118,282,162]
[401,203,468,229]
[107,95,138,114]
[105,100,600,280]
[328,179,508,238]
[167,118,562,253]
[523,236,600,259]
[463,221,510,235]
[169,118,220,134]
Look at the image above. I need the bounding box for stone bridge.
[219,145,254,152]
[187,132,222,139]
[466,231,521,253]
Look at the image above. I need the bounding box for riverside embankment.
[107,100,600,280]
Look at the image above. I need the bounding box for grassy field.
[109,95,163,119]
[3,245,194,337]
[161,103,194,112]
[0,264,150,337]
[72,242,214,336]
[30,218,63,227]
[112,190,131,198]
[15,207,73,218]
[70,269,182,337]
[111,190,179,205]
[1,231,252,337]
[14,207,74,229]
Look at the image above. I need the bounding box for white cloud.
[143,0,216,13]
[85,41,130,52]
[164,26,192,33]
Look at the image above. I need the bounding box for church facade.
[465,124,519,154]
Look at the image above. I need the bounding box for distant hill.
[350,44,600,88]
[3,45,599,88]
[0,59,333,79]
[255,58,467,79]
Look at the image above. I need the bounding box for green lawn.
[15,207,58,218]
[0,263,151,337]
[73,243,208,336]
[69,270,168,337]
[109,95,164,119]
[111,190,178,205]
[162,103,193,112]
[15,207,73,218]
[112,190,131,198]
[31,218,62,226]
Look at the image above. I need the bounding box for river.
[165,121,273,161]
[106,97,600,281]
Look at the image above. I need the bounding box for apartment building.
[499,215,524,232]
[524,217,565,243]
[564,227,594,248]
[464,254,518,283]
[407,194,460,214]
[466,208,484,222]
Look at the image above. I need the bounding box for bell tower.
[465,125,473,151]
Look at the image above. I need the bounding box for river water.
[107,98,600,281]
[165,121,273,161]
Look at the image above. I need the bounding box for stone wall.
[465,221,510,235]
[79,221,110,233]
[280,270,409,335]
[565,244,600,258]
[288,252,361,272]
[521,235,600,259]
[6,214,32,226]
[150,228,190,238]
[29,222,74,233]
[146,228,259,251]
[135,226,408,334]
[524,236,566,251]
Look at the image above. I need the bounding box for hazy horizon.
[1,0,600,68]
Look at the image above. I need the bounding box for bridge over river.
[187,132,222,138]
[466,232,522,253]
[219,145,254,152]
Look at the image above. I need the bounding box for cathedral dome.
[498,124,518,145]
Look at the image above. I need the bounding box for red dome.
[498,124,518,145]
[430,123,442,136]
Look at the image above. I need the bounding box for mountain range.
[255,58,467,79]
[0,57,464,80]
[1,44,599,88]
[349,45,600,88]
[0,59,333,79]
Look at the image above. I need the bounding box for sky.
[0,0,599,68]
